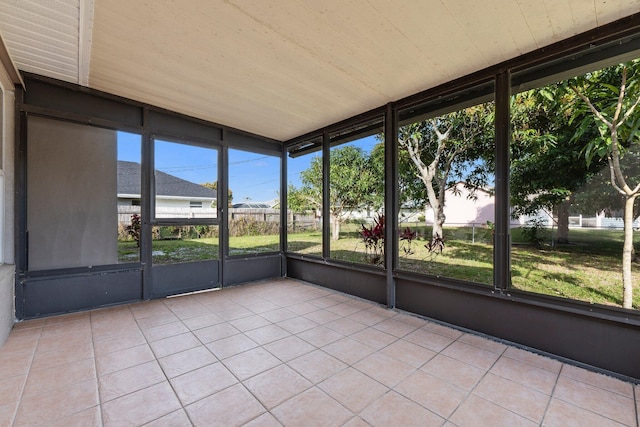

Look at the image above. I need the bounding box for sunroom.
[0,1,639,425]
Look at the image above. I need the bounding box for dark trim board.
[151,261,220,299]
[19,269,142,319]
[223,255,282,287]
[286,258,386,305]
[395,276,640,382]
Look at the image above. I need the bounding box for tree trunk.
[433,203,445,239]
[556,201,570,244]
[622,195,636,309]
[331,214,340,240]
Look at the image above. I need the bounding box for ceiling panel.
[1,0,640,141]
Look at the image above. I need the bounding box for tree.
[569,61,640,309]
[202,181,233,207]
[509,86,604,244]
[288,146,377,240]
[398,103,494,242]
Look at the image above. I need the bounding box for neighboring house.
[117,161,217,220]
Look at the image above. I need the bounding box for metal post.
[384,104,398,308]
[322,131,330,259]
[494,72,511,291]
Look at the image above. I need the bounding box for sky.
[117,132,380,204]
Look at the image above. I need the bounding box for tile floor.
[0,278,638,426]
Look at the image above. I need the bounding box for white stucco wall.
[0,59,16,347]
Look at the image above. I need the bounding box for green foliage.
[125,214,141,247]
[520,218,548,249]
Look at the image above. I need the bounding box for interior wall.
[27,117,117,270]
[0,60,15,346]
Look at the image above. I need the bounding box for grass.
[118,224,640,310]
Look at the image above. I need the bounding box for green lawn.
[119,225,640,309]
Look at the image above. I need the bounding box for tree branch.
[569,85,613,129]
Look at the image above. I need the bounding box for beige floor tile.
[277,316,318,334]
[503,347,563,374]
[229,314,272,332]
[325,317,368,336]
[457,333,508,354]
[421,354,485,391]
[2,328,41,354]
[0,402,17,427]
[241,300,280,314]
[46,405,102,427]
[473,373,550,423]
[350,327,397,350]
[36,330,93,353]
[372,318,419,338]
[23,357,96,397]
[441,340,500,371]
[14,377,99,426]
[310,295,345,309]
[244,324,291,345]
[560,364,633,397]
[422,322,464,340]
[325,301,365,317]
[342,416,371,427]
[542,397,627,427]
[144,409,193,427]
[158,345,217,378]
[288,349,348,383]
[30,340,94,371]
[93,329,146,356]
[394,370,466,418]
[192,322,240,343]
[381,339,436,368]
[181,312,224,330]
[142,320,190,342]
[186,383,266,427]
[11,318,45,331]
[223,347,281,380]
[305,308,343,325]
[322,337,377,366]
[450,394,537,427]
[404,328,454,352]
[244,364,312,409]
[286,302,320,315]
[348,309,389,326]
[135,311,180,330]
[392,312,429,328]
[354,352,415,388]
[129,300,173,319]
[490,355,558,395]
[318,367,388,413]
[243,412,283,427]
[149,332,201,358]
[271,387,352,427]
[96,344,155,376]
[206,333,258,359]
[552,375,636,426]
[216,306,254,321]
[0,350,34,379]
[263,335,315,362]
[170,362,238,406]
[102,381,181,426]
[258,307,298,323]
[99,360,165,402]
[360,391,444,427]
[297,325,344,347]
[0,375,25,407]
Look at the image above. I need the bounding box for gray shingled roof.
[117,161,217,199]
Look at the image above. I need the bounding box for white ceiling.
[1,0,640,141]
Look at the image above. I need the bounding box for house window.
[190,201,202,208]
[131,199,140,206]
